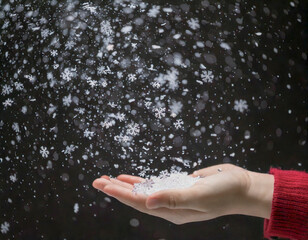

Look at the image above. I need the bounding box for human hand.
[92,164,274,224]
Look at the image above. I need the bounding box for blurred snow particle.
[244,130,251,139]
[129,218,140,227]
[9,174,17,183]
[104,197,111,203]
[220,42,231,50]
[169,100,183,117]
[121,25,132,34]
[74,203,79,213]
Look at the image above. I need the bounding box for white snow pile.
[132,170,200,195]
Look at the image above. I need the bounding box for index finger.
[117,174,144,185]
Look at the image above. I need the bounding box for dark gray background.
[0,0,307,239]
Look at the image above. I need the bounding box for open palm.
[92,164,252,224]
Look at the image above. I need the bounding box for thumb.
[146,189,192,210]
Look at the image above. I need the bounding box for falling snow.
[0,0,307,238]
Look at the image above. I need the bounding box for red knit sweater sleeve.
[264,168,308,240]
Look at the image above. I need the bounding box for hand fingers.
[92,177,111,191]
[109,178,134,190]
[116,174,144,185]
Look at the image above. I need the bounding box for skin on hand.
[92,164,274,225]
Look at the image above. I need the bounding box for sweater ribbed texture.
[264,168,308,240]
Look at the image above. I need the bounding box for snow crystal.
[234,99,248,113]
[1,222,9,234]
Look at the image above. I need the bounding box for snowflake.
[165,67,179,90]
[126,123,140,136]
[144,101,152,109]
[187,18,200,30]
[121,135,131,143]
[142,179,154,189]
[24,74,35,83]
[84,128,94,139]
[234,99,248,113]
[1,222,9,234]
[158,170,170,179]
[39,17,48,25]
[114,133,132,144]
[41,29,50,39]
[12,122,20,132]
[100,20,113,36]
[63,94,72,107]
[82,3,97,13]
[9,174,17,182]
[115,112,126,122]
[154,73,166,85]
[154,68,179,91]
[100,79,108,87]
[170,100,183,117]
[87,78,98,88]
[74,108,85,114]
[63,144,78,155]
[128,3,137,9]
[127,74,137,82]
[100,119,116,129]
[151,82,161,88]
[2,98,14,108]
[40,146,49,158]
[97,65,111,75]
[154,107,166,119]
[131,42,137,49]
[1,84,13,96]
[174,119,184,129]
[61,68,75,82]
[106,44,114,51]
[65,40,76,50]
[14,82,24,91]
[50,50,58,57]
[2,20,9,29]
[74,203,79,213]
[201,70,214,83]
[108,102,117,108]
[147,5,160,18]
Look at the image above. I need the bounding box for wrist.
[241,171,274,219]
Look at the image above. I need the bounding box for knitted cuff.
[264,168,308,240]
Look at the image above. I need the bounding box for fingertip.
[101,175,110,180]
[92,178,100,189]
[116,174,125,180]
[92,178,110,190]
